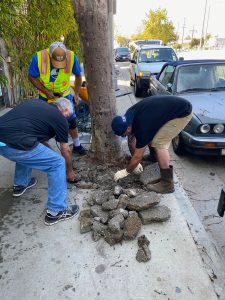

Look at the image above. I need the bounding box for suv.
[129,45,178,96]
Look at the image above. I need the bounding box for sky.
[114,0,225,40]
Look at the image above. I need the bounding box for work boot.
[146,166,175,194]
[73,145,87,156]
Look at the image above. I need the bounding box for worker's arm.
[127,134,136,155]
[114,147,145,181]
[73,74,82,104]
[28,74,55,99]
[60,143,76,181]
[126,147,146,173]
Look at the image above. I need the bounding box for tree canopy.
[142,8,177,44]
[0,0,81,100]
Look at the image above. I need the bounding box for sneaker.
[73,145,87,156]
[44,204,79,226]
[13,177,38,197]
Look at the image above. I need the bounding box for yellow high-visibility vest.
[37,48,74,102]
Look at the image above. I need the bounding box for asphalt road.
[116,57,225,264]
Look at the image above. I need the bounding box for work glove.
[133,163,143,175]
[114,169,130,182]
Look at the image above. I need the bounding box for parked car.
[114,47,131,62]
[129,45,178,97]
[149,59,225,156]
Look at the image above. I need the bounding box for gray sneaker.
[44,204,79,226]
[13,177,38,197]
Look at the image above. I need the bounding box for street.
[116,54,225,264]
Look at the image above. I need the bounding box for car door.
[154,65,175,95]
[130,50,138,81]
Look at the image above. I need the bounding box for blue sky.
[114,0,225,39]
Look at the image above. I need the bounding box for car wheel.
[172,134,186,155]
[134,79,142,97]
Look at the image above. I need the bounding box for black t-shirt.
[0,100,69,150]
[125,95,192,148]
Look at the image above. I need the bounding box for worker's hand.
[45,90,55,99]
[114,169,129,181]
[67,170,77,183]
[133,163,143,175]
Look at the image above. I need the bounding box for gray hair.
[55,97,73,115]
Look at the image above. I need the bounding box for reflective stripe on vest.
[37,49,74,99]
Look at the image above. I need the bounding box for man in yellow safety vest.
[28,41,86,156]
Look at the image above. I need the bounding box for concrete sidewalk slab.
[0,179,218,300]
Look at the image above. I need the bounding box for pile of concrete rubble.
[78,184,171,262]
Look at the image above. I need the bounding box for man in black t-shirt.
[0,98,79,225]
[111,95,192,194]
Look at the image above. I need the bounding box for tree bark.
[71,0,123,164]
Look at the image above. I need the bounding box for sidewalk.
[0,71,225,300]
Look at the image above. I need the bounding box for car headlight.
[139,71,150,77]
[200,124,210,133]
[213,124,224,134]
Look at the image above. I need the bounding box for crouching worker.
[0,98,79,225]
[111,95,192,194]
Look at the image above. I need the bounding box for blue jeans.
[0,143,67,213]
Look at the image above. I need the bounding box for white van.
[129,45,178,97]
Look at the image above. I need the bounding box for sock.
[47,210,58,216]
[73,137,80,147]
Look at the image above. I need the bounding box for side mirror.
[130,59,136,64]
[179,57,184,61]
[166,83,172,93]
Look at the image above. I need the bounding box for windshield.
[117,48,129,53]
[176,64,225,93]
[138,48,177,63]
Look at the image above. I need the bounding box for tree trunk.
[72,0,123,164]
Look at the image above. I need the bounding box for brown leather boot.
[146,166,175,194]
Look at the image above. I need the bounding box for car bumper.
[137,77,149,90]
[182,131,225,155]
[115,56,130,61]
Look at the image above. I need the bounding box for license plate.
[221,149,225,155]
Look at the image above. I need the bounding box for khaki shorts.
[151,113,192,149]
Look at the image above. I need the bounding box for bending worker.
[0,98,79,226]
[111,95,192,194]
[28,41,86,155]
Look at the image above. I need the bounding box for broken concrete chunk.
[139,205,171,224]
[108,214,125,233]
[104,230,124,246]
[138,235,150,247]
[113,185,123,197]
[91,191,109,205]
[102,198,119,211]
[126,192,160,211]
[79,208,92,219]
[123,214,142,240]
[92,231,102,242]
[119,208,129,219]
[136,244,151,262]
[75,181,93,189]
[117,194,129,209]
[139,163,160,186]
[123,188,137,198]
[80,217,93,234]
[91,220,108,235]
[90,205,109,224]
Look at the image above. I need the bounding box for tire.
[172,134,186,155]
[134,78,142,97]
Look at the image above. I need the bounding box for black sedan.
[114,47,131,62]
[148,59,225,156]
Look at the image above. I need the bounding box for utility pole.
[205,5,211,46]
[181,18,186,47]
[200,0,208,48]
[190,25,197,40]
